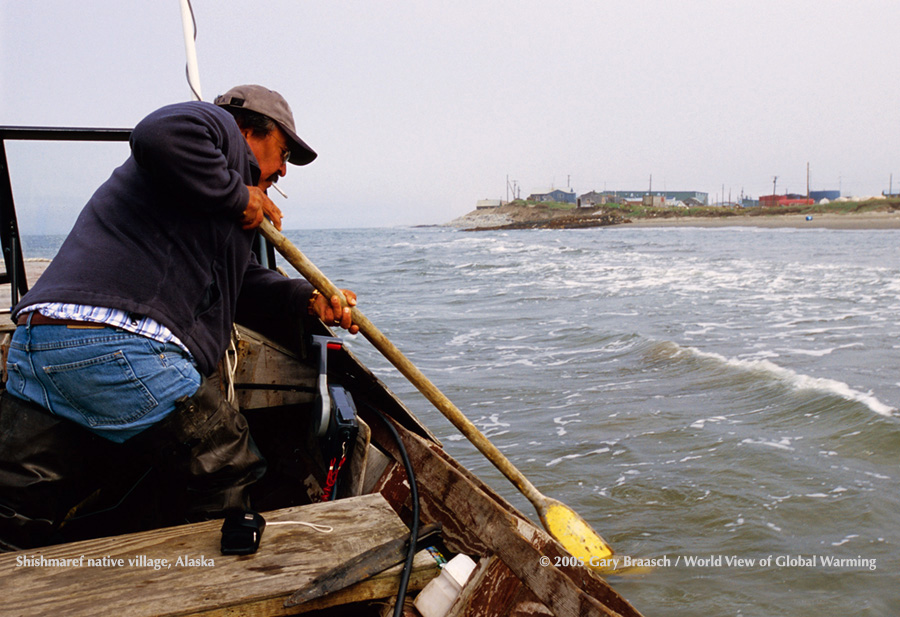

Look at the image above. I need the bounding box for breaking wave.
[656,342,896,418]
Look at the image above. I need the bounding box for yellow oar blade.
[541,500,655,576]
[541,499,614,563]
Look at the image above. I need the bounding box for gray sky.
[2,1,898,233]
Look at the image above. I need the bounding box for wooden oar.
[258,219,614,565]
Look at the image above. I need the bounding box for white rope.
[223,325,240,406]
[267,521,334,533]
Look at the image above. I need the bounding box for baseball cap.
[214,84,317,166]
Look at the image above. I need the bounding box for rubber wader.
[0,374,266,551]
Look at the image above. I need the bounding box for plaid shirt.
[21,303,192,356]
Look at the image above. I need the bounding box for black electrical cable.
[365,403,419,617]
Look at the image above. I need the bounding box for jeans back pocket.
[44,350,158,428]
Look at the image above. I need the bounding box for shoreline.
[617,211,900,230]
[446,202,900,232]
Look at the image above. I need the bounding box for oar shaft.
[259,220,545,507]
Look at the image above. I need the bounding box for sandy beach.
[448,203,900,232]
[619,210,900,230]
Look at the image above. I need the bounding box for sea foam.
[678,345,896,417]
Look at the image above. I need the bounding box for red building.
[759,194,814,207]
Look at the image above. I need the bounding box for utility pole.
[806,162,810,200]
[506,175,519,203]
[773,176,778,196]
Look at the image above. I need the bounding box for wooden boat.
[0,127,645,617]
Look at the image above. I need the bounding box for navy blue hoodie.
[14,101,313,375]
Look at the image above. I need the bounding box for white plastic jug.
[413,554,477,617]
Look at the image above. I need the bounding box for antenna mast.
[179,0,203,101]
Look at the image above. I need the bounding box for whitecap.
[740,437,795,451]
[682,346,897,417]
[546,447,610,467]
[691,415,728,429]
[831,534,859,547]
[790,348,836,357]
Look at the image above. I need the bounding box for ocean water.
[21,225,900,616]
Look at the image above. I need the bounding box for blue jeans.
[6,324,201,443]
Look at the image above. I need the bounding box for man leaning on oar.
[0,85,357,551]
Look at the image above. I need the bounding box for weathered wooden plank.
[342,415,372,498]
[445,555,520,617]
[0,493,409,617]
[285,522,424,606]
[361,443,393,496]
[365,410,534,556]
[183,549,440,617]
[370,430,491,558]
[447,556,556,617]
[232,326,317,409]
[508,600,556,617]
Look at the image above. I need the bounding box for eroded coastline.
[446,202,900,231]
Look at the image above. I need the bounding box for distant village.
[475,187,847,210]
